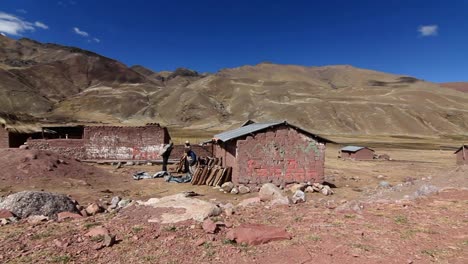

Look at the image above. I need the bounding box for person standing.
[160,141,174,172]
[184,147,197,175]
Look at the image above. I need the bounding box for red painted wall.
[28,124,170,160]
[215,125,326,186]
[0,125,8,148]
[84,125,169,160]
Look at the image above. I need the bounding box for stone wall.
[215,125,326,186]
[27,139,87,160]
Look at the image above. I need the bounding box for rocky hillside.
[440,82,468,93]
[1,35,468,136]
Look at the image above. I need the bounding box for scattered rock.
[102,234,116,247]
[0,191,79,219]
[414,184,439,197]
[125,161,134,166]
[321,185,334,196]
[376,175,387,180]
[289,183,306,193]
[379,181,391,188]
[230,187,239,194]
[0,209,15,219]
[57,212,83,221]
[238,197,261,207]
[118,199,132,208]
[110,196,121,208]
[291,190,306,204]
[85,203,104,216]
[202,219,218,234]
[85,226,109,237]
[226,224,292,245]
[196,238,206,246]
[221,182,234,193]
[305,186,315,193]
[238,185,251,194]
[27,215,49,224]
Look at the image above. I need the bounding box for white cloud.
[16,9,27,14]
[418,25,438,37]
[73,27,88,37]
[34,21,48,29]
[0,11,48,36]
[73,26,100,43]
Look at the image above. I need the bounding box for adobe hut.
[27,123,171,161]
[339,146,375,160]
[212,121,332,186]
[454,145,468,165]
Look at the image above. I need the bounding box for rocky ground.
[0,146,467,263]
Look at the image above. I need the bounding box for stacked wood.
[191,157,232,186]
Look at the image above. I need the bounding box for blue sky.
[0,0,467,82]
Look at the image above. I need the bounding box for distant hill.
[1,35,468,136]
[440,82,468,93]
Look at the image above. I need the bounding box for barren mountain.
[1,35,468,136]
[440,82,468,93]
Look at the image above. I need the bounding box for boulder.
[138,193,222,224]
[258,183,290,206]
[226,224,291,245]
[238,185,251,194]
[85,203,104,215]
[305,186,315,193]
[0,191,79,219]
[291,190,306,204]
[259,183,288,202]
[27,215,49,224]
[221,182,234,193]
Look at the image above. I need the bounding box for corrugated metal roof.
[454,144,468,154]
[214,121,284,142]
[213,121,333,143]
[340,146,368,152]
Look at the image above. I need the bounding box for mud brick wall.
[232,125,326,185]
[170,144,213,159]
[27,139,87,160]
[0,125,8,148]
[341,148,374,160]
[84,126,169,160]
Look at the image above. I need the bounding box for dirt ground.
[0,143,467,263]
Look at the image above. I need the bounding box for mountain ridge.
[1,35,467,136]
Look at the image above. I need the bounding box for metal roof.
[213,121,333,143]
[454,144,468,154]
[340,146,373,152]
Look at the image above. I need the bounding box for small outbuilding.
[212,121,333,186]
[454,145,467,165]
[339,146,375,160]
